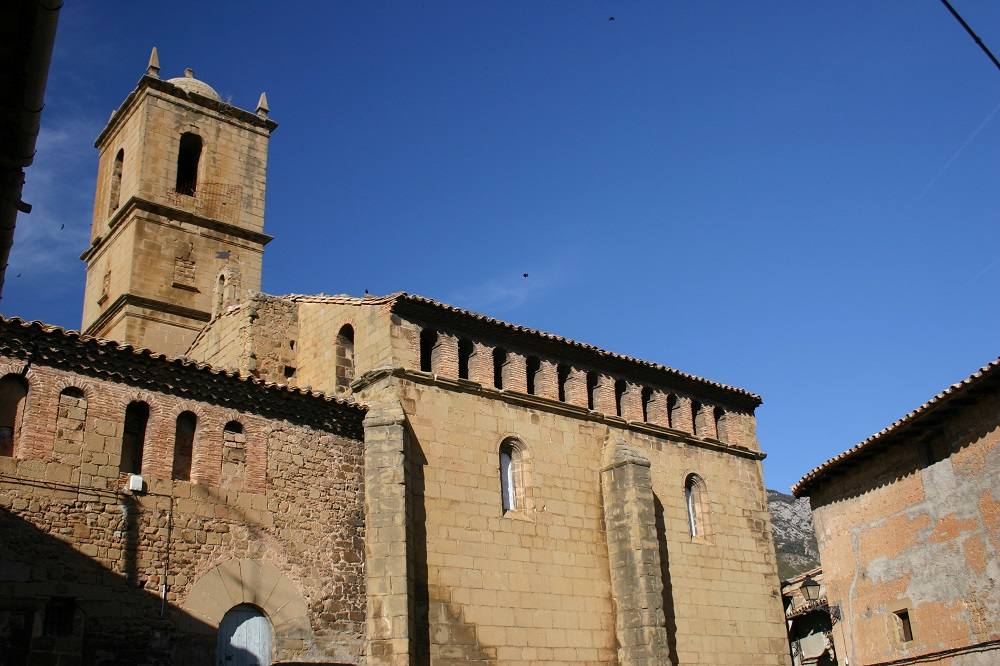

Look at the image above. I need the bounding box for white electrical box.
[127,473,144,493]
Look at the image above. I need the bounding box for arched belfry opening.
[175,132,202,195]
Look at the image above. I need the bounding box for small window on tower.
[175,133,202,195]
[108,149,124,216]
[894,609,913,643]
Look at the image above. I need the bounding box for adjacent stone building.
[793,358,1000,666]
[0,52,792,664]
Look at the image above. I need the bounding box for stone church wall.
[0,357,366,665]
[380,374,789,665]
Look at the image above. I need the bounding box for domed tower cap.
[166,67,222,102]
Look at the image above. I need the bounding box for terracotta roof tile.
[792,356,1000,497]
[0,315,364,415]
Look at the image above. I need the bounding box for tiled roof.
[281,291,762,404]
[792,356,1000,497]
[0,316,365,437]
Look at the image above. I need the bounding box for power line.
[938,0,1000,73]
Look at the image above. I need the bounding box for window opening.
[499,440,521,513]
[691,400,702,436]
[336,324,355,392]
[0,374,28,457]
[108,149,124,215]
[614,379,626,416]
[685,474,708,539]
[713,406,725,440]
[420,328,437,373]
[120,402,149,475]
[526,356,541,395]
[172,411,196,481]
[586,372,598,410]
[493,347,507,389]
[895,609,913,643]
[175,133,202,195]
[457,338,474,379]
[557,364,570,402]
[641,387,653,422]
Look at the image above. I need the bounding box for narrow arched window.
[685,474,710,539]
[691,400,702,436]
[557,364,570,402]
[108,149,124,215]
[586,372,598,410]
[172,411,197,481]
[419,328,437,372]
[0,374,28,457]
[499,438,524,514]
[526,356,541,395]
[175,133,202,195]
[214,273,226,319]
[336,324,355,392]
[492,347,507,389]
[457,338,474,380]
[120,402,149,475]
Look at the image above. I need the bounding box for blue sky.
[7,1,999,492]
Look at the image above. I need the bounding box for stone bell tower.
[81,48,276,357]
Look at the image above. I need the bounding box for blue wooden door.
[217,604,273,666]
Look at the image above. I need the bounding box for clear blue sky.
[7,2,999,493]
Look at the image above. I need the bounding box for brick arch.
[53,377,95,403]
[0,361,28,378]
[183,558,312,647]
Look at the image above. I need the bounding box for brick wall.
[0,358,366,665]
[808,391,1000,666]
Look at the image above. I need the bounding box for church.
[0,52,790,665]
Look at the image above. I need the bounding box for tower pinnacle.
[146,47,160,78]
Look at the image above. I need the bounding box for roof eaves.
[390,293,762,404]
[792,356,1000,497]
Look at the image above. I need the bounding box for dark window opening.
[0,374,28,457]
[120,402,149,475]
[43,598,75,637]
[458,338,474,380]
[691,400,702,436]
[419,328,437,373]
[108,149,124,215]
[336,324,355,391]
[557,364,570,402]
[614,379,626,416]
[895,609,913,643]
[713,406,725,440]
[224,420,243,435]
[172,411,196,481]
[641,387,653,422]
[283,365,296,379]
[526,356,541,395]
[586,372,598,410]
[175,133,202,195]
[493,347,507,389]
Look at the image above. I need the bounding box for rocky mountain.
[767,489,820,580]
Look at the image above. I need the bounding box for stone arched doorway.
[217,604,273,665]
[183,559,312,662]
